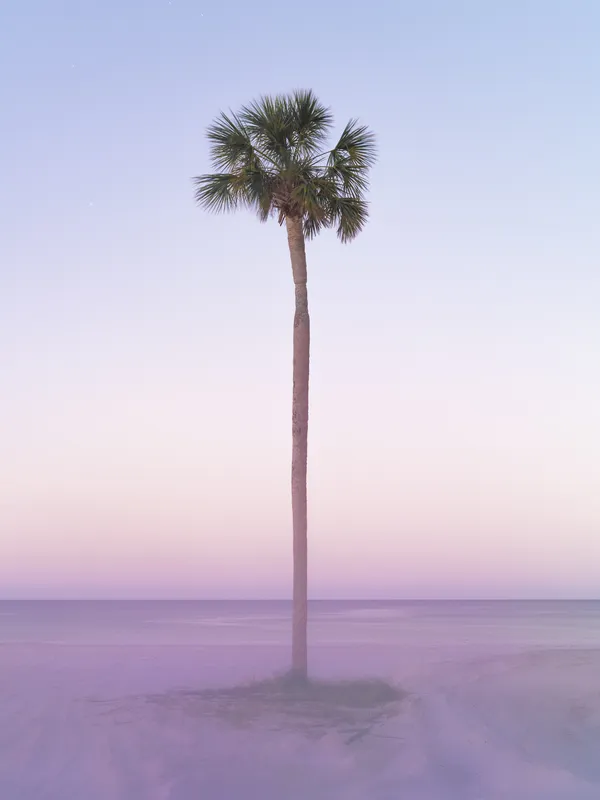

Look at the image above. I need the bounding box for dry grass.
[199,673,403,707]
[149,674,405,743]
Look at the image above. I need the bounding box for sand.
[1,609,600,799]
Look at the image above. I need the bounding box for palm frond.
[193,91,375,244]
[303,213,326,240]
[291,179,328,233]
[325,159,371,199]
[289,89,333,156]
[328,120,377,169]
[206,112,258,172]
[193,173,246,213]
[243,168,275,222]
[328,195,370,243]
[239,94,294,168]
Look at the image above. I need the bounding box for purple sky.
[2,0,600,598]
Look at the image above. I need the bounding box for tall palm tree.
[193,90,376,681]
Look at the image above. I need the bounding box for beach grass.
[199,673,403,707]
[153,674,405,742]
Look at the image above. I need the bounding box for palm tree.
[193,90,376,681]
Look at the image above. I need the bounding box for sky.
[2,0,600,599]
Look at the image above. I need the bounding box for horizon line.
[1,597,598,602]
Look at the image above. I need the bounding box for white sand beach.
[1,601,600,799]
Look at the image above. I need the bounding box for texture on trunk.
[286,215,309,680]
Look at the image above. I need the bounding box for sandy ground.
[1,637,600,800]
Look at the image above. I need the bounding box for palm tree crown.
[193,90,376,242]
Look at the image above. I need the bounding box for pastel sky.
[2,0,599,599]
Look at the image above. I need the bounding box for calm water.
[2,599,600,649]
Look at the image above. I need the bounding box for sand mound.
[146,675,405,743]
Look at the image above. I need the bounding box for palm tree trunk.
[285,215,309,681]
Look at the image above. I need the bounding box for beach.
[1,600,600,799]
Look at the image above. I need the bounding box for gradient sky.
[2,0,600,599]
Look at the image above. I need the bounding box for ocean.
[1,599,600,798]
[3,598,600,646]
